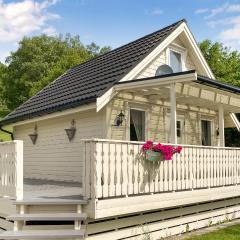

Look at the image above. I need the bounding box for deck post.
[15,140,23,200]
[170,83,177,144]
[218,104,225,147]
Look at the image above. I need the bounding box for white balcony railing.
[82,139,240,199]
[0,140,23,200]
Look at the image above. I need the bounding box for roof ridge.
[0,19,188,126]
[70,19,186,71]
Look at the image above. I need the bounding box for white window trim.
[176,118,185,142]
[200,118,214,146]
[165,113,185,144]
[126,103,149,141]
[166,43,187,72]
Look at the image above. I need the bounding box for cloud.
[195,8,209,14]
[0,0,60,43]
[196,3,240,49]
[218,16,240,48]
[150,8,163,16]
[205,2,240,19]
[42,26,57,36]
[147,8,163,16]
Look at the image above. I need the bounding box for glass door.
[130,109,145,141]
[201,120,212,146]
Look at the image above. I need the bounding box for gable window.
[130,109,145,141]
[170,50,182,73]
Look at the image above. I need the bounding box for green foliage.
[0,34,111,111]
[184,224,240,240]
[199,40,240,87]
[0,125,12,142]
[199,40,240,147]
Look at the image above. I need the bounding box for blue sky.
[1,0,240,62]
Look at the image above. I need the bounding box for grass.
[0,109,12,142]
[0,125,12,141]
[184,224,240,240]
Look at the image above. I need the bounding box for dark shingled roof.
[0,19,186,125]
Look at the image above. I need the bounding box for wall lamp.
[65,119,76,141]
[114,110,125,127]
[29,124,38,145]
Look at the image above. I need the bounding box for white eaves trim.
[230,113,240,132]
[120,22,214,82]
[96,71,197,112]
[11,103,96,127]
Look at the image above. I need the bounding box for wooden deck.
[23,178,83,200]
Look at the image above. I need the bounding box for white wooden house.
[0,19,240,240]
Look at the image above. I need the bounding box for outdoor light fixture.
[29,124,38,145]
[65,119,76,141]
[114,110,125,127]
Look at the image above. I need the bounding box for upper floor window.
[170,50,182,73]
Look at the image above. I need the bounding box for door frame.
[126,102,149,141]
[200,118,214,146]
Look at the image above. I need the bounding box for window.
[177,120,182,138]
[130,109,145,141]
[170,50,182,73]
[201,120,212,146]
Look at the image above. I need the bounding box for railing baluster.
[82,139,240,199]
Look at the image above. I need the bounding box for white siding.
[14,110,104,183]
[136,36,196,79]
[106,93,219,146]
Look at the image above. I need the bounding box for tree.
[199,40,240,86]
[86,42,111,57]
[199,40,240,147]
[1,34,111,111]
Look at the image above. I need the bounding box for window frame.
[165,113,185,144]
[200,118,213,146]
[126,103,149,142]
[166,43,187,72]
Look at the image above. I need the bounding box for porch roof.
[97,70,240,113]
[116,70,240,95]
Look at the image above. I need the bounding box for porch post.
[170,83,177,144]
[218,104,225,147]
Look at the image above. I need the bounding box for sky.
[1,0,240,62]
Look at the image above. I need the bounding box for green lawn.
[185,224,240,240]
[0,125,12,141]
[0,109,12,141]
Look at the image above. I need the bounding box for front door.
[201,120,212,146]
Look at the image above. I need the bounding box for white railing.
[0,140,23,199]
[82,139,240,199]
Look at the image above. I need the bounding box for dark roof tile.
[0,19,186,125]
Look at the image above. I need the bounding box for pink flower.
[161,145,174,160]
[142,141,182,161]
[142,140,153,151]
[153,143,163,152]
[176,146,182,154]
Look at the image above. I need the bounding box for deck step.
[7,213,87,221]
[13,198,88,206]
[0,230,85,239]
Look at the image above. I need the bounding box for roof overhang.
[97,70,197,112]
[120,21,214,82]
[96,70,240,113]
[5,102,96,127]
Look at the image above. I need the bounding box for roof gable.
[0,19,192,125]
[120,21,214,82]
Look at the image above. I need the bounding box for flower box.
[142,141,182,161]
[145,150,164,161]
